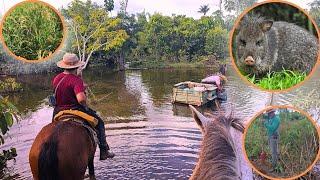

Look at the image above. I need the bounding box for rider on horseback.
[52,53,115,160]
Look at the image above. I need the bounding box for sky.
[0,0,315,19]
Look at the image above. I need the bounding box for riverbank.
[127,56,226,70]
[0,55,226,75]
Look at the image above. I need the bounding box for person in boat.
[201,64,228,92]
[201,73,227,92]
[263,109,280,170]
[52,53,115,160]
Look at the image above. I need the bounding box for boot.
[100,149,115,160]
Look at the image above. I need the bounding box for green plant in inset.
[2,1,63,60]
[0,96,19,171]
[246,70,306,90]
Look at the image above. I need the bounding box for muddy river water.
[1,65,320,179]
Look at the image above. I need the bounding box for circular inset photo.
[230,1,319,91]
[0,0,65,62]
[243,106,320,179]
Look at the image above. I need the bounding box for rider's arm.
[74,78,87,106]
[76,92,87,106]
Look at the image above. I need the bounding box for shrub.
[0,96,19,172]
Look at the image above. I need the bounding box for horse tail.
[38,123,61,180]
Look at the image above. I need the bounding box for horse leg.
[88,157,95,180]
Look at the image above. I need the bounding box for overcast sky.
[0,0,314,19]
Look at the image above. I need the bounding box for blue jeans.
[53,106,110,151]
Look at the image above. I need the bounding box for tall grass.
[2,1,63,60]
[247,70,306,90]
[245,111,319,178]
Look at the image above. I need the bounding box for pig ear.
[189,105,210,133]
[261,20,273,32]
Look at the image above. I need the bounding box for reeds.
[2,2,63,60]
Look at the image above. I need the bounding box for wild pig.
[235,15,318,77]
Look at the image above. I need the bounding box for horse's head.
[189,105,244,134]
[189,105,244,180]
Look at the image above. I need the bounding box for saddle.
[53,109,98,127]
[53,109,99,146]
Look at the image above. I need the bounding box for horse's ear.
[227,111,245,133]
[231,118,245,133]
[189,105,210,133]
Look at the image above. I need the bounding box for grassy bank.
[247,70,306,90]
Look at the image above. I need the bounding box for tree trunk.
[118,50,125,71]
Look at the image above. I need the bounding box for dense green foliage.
[245,110,319,178]
[0,96,18,172]
[98,13,230,68]
[91,0,255,69]
[0,78,22,93]
[205,26,228,58]
[247,70,306,90]
[2,1,63,60]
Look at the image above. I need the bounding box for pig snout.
[244,56,255,66]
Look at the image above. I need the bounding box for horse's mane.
[190,115,243,180]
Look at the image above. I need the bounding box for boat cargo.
[172,81,217,106]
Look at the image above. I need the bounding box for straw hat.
[57,53,85,69]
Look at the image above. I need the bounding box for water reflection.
[1,65,320,179]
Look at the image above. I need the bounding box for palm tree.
[198,4,210,16]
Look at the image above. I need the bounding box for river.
[1,65,319,179]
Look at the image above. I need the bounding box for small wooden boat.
[172,81,217,106]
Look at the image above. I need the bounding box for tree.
[104,0,114,12]
[212,10,225,28]
[62,0,128,70]
[119,0,129,16]
[198,4,210,16]
[224,0,257,15]
[205,26,228,59]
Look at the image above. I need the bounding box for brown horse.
[29,119,97,180]
[189,105,244,180]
